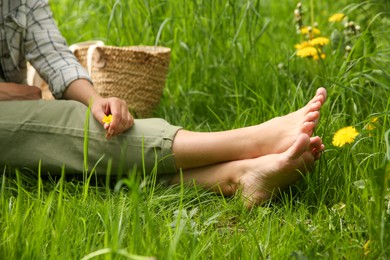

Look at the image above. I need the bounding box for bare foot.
[238,133,324,208]
[252,87,327,156]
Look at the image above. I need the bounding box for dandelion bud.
[313,22,318,28]
[297,2,302,8]
[307,26,312,32]
[294,9,300,16]
[345,45,352,52]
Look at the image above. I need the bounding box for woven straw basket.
[27,41,171,117]
[70,41,171,117]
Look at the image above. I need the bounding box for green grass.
[1,0,390,259]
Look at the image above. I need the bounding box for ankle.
[230,158,254,192]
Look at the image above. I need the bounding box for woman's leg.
[0,100,181,175]
[170,134,324,207]
[0,87,326,185]
[172,88,327,170]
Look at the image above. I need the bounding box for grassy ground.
[1,0,390,259]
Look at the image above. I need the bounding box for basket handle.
[86,45,97,75]
[69,40,105,75]
[69,40,105,53]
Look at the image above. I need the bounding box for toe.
[301,121,315,135]
[305,111,320,122]
[309,136,323,150]
[287,134,311,160]
[317,87,327,96]
[310,100,322,111]
[316,87,327,103]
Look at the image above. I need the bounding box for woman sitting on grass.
[0,0,327,208]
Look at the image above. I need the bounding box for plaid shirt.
[0,0,91,98]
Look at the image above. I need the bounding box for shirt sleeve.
[23,0,92,99]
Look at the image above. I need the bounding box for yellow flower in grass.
[102,114,113,124]
[365,117,379,131]
[329,13,345,23]
[313,53,326,60]
[295,38,328,59]
[295,37,329,50]
[332,126,359,147]
[297,46,319,58]
[310,37,330,46]
[294,41,311,50]
[300,26,321,35]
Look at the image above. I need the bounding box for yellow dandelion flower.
[329,13,345,23]
[294,41,311,50]
[309,37,330,46]
[102,114,113,124]
[365,117,379,131]
[300,26,321,35]
[332,126,359,147]
[297,46,319,58]
[313,53,326,60]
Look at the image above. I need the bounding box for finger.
[127,112,134,129]
[107,119,118,138]
[107,111,126,137]
[106,104,123,136]
[121,103,134,130]
[104,98,134,137]
[116,103,128,133]
[93,108,107,127]
[111,104,133,136]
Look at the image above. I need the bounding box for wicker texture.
[73,43,171,117]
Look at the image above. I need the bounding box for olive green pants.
[0,100,181,176]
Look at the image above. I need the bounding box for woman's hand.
[0,83,42,100]
[91,96,134,139]
[64,79,134,138]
